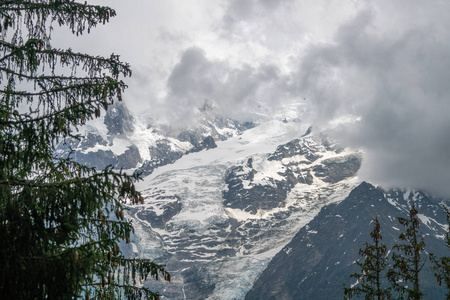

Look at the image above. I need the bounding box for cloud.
[50,0,450,196]
[163,47,294,124]
[226,0,291,21]
[52,0,359,119]
[295,1,450,196]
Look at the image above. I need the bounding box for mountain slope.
[245,182,449,300]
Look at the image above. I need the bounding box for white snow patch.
[418,214,432,228]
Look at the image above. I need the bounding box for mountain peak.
[104,101,134,136]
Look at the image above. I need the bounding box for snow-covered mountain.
[70,102,449,299]
[123,114,364,299]
[57,101,253,174]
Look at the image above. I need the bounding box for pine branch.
[0,81,118,97]
[0,66,114,82]
[0,1,169,298]
[0,40,131,78]
[0,0,116,35]
[1,100,101,125]
[0,172,118,187]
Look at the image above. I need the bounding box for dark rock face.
[223,165,298,214]
[59,102,139,169]
[104,101,134,136]
[136,197,182,229]
[246,182,449,300]
[176,117,254,145]
[116,144,142,169]
[301,126,312,137]
[138,135,218,176]
[73,145,143,170]
[139,140,185,176]
[74,149,118,169]
[177,130,203,148]
[268,138,322,163]
[77,132,108,150]
[223,136,361,214]
[201,136,217,149]
[149,140,183,165]
[186,135,218,153]
[57,132,112,168]
[313,153,362,183]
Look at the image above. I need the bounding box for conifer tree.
[344,217,392,299]
[0,1,168,299]
[387,205,425,300]
[430,205,450,298]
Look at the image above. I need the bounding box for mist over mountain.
[57,100,254,175]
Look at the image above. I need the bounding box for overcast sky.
[54,0,450,197]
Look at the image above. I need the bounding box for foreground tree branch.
[0,1,168,299]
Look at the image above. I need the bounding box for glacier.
[125,114,362,299]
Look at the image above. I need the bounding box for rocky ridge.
[246,182,449,300]
[56,101,253,174]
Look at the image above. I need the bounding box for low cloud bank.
[298,1,450,197]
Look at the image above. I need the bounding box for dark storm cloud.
[223,0,295,32]
[226,0,290,20]
[295,3,450,196]
[227,0,254,20]
[165,47,293,123]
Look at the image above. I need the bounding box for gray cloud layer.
[53,0,450,197]
[296,1,450,196]
[161,0,450,197]
[164,47,294,123]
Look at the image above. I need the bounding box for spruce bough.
[344,217,391,299]
[345,205,450,299]
[0,1,168,299]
